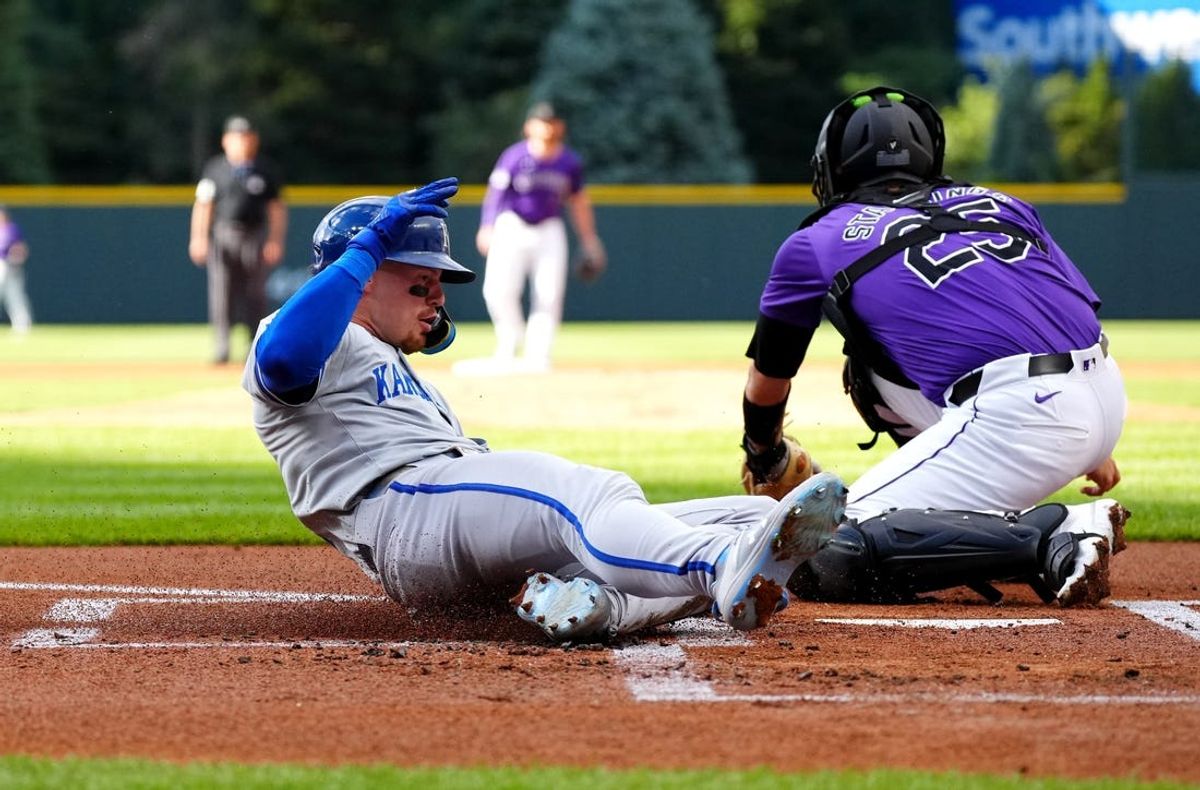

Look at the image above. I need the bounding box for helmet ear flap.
[811,107,846,206]
[420,306,457,354]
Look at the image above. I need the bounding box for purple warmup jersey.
[480,141,584,227]
[760,185,1102,402]
[0,221,22,259]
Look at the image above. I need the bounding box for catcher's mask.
[811,86,945,208]
[310,196,476,283]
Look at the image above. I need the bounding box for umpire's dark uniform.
[192,119,284,364]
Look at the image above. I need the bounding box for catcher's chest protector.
[813,185,1045,449]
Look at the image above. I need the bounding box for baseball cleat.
[1055,499,1130,555]
[1048,500,1130,607]
[1050,534,1112,607]
[712,472,846,630]
[510,572,613,642]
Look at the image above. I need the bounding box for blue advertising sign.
[956,0,1200,87]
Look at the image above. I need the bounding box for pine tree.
[531,0,751,183]
[426,0,568,182]
[1041,60,1123,182]
[987,60,1060,182]
[1134,59,1200,172]
[0,0,50,182]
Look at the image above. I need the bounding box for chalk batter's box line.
[5,583,1199,709]
[0,580,384,603]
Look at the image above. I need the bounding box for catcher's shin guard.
[788,505,1074,604]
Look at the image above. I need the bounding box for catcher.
[738,86,1130,609]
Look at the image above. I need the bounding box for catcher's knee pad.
[787,523,872,601]
[789,506,1068,604]
[1041,531,1082,593]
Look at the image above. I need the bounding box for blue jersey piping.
[387,481,718,577]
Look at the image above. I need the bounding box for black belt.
[948,335,1109,407]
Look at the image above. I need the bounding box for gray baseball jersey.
[243,314,483,560]
[244,310,767,630]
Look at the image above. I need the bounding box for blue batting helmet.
[310,195,476,283]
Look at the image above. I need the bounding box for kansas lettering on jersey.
[243,319,482,537]
[371,362,433,405]
[759,185,1102,402]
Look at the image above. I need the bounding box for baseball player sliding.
[738,86,1129,607]
[243,178,847,643]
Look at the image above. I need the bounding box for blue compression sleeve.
[255,246,379,396]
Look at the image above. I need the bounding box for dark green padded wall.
[9,178,1188,323]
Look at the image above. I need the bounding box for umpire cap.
[223,115,255,134]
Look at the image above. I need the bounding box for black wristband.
[741,432,787,481]
[743,395,786,450]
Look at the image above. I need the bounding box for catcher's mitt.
[740,435,818,501]
[573,238,607,283]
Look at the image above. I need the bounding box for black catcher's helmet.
[811,86,946,207]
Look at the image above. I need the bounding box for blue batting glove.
[349,177,459,262]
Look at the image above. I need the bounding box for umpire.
[189,115,287,364]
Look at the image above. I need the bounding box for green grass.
[0,321,1197,544]
[3,320,1197,363]
[0,324,224,362]
[1,323,1197,787]
[0,756,1192,790]
[2,421,1195,544]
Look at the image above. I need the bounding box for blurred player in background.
[0,206,32,334]
[457,102,605,375]
[189,115,288,364]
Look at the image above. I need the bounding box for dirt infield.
[2,545,1197,782]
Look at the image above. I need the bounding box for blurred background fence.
[2,0,1198,319]
[6,1,1200,186]
[0,177,1189,322]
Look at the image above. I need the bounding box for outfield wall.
[0,178,1188,323]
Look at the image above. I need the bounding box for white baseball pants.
[355,450,778,610]
[0,261,32,333]
[481,211,568,364]
[848,338,1126,519]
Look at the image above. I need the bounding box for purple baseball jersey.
[760,185,1102,402]
[0,219,23,259]
[480,141,584,227]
